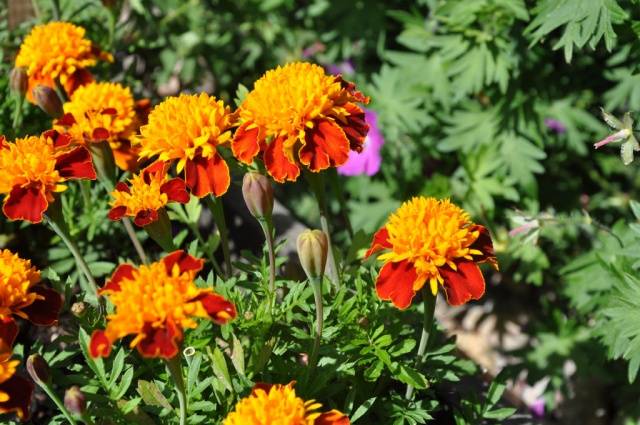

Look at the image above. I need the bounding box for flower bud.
[33,85,64,118]
[71,301,86,318]
[9,67,28,96]
[64,386,86,415]
[242,172,274,220]
[296,229,328,280]
[26,354,50,384]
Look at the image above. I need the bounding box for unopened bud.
[242,172,274,220]
[296,229,328,280]
[71,302,86,317]
[26,354,50,384]
[33,85,64,118]
[9,67,28,96]
[64,386,86,415]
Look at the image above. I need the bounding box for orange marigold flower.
[0,131,96,223]
[0,358,33,421]
[224,382,349,425]
[108,163,189,226]
[14,22,112,104]
[232,62,369,183]
[54,82,148,171]
[90,251,236,359]
[136,94,234,198]
[366,197,498,309]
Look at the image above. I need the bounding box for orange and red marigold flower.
[366,197,498,309]
[90,250,236,359]
[232,62,370,183]
[108,162,189,226]
[0,131,96,223]
[14,22,112,104]
[136,93,234,198]
[223,382,349,425]
[0,357,33,421]
[54,81,150,171]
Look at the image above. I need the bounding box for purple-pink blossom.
[338,109,384,177]
[544,118,567,134]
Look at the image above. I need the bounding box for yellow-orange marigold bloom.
[90,251,236,359]
[136,94,234,198]
[108,163,189,226]
[232,62,369,183]
[0,132,96,223]
[15,22,112,103]
[366,197,498,309]
[224,382,349,425]
[0,358,33,420]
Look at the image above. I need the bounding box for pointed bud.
[33,85,63,118]
[296,229,328,280]
[71,302,86,318]
[242,172,274,220]
[26,354,50,384]
[64,386,86,415]
[9,67,28,96]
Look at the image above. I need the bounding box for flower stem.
[122,218,149,264]
[258,218,276,294]
[205,196,232,277]
[12,95,24,134]
[405,288,436,399]
[308,277,324,372]
[165,356,187,425]
[38,381,77,425]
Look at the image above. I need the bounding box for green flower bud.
[9,67,28,96]
[242,172,274,220]
[296,229,328,280]
[26,354,50,384]
[33,85,63,118]
[64,386,86,415]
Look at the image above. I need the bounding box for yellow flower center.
[137,93,233,171]
[223,384,322,425]
[57,82,137,144]
[102,261,212,347]
[378,197,481,293]
[110,172,169,216]
[0,360,19,401]
[0,250,41,320]
[238,62,346,149]
[0,136,65,195]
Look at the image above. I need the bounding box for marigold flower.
[54,82,148,170]
[0,131,96,223]
[224,382,349,425]
[0,358,33,421]
[90,250,236,359]
[14,22,112,104]
[366,197,498,309]
[136,94,234,198]
[108,163,189,226]
[232,62,369,182]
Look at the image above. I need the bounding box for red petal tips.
[375,260,419,310]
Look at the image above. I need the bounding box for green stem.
[122,218,149,264]
[39,382,77,425]
[12,95,24,134]
[405,288,437,399]
[258,219,276,294]
[205,196,232,277]
[308,277,324,372]
[165,357,187,425]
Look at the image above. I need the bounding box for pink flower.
[338,109,384,177]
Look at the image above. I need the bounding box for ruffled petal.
[365,227,391,258]
[299,119,350,171]
[341,103,369,152]
[55,146,97,180]
[162,250,204,275]
[89,330,112,358]
[195,293,237,325]
[136,319,182,359]
[20,285,62,326]
[107,205,127,221]
[440,261,485,306]
[160,178,189,204]
[184,152,230,198]
[0,374,34,420]
[133,209,158,226]
[0,318,18,362]
[232,123,261,164]
[469,225,498,270]
[376,260,419,309]
[102,264,136,293]
[316,409,351,425]
[3,184,48,223]
[264,136,300,183]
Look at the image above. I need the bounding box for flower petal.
[162,250,204,275]
[196,293,237,325]
[102,264,136,294]
[316,409,351,425]
[55,146,97,180]
[365,227,391,258]
[184,152,230,198]
[107,205,127,221]
[0,318,18,362]
[133,209,158,226]
[440,261,485,306]
[89,330,112,358]
[136,319,182,359]
[114,182,131,194]
[470,225,498,270]
[20,285,62,326]
[92,128,110,141]
[341,103,369,151]
[160,178,189,204]
[299,119,350,171]
[376,260,419,310]
[3,184,48,223]
[264,136,300,182]
[232,123,261,164]
[0,374,34,420]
